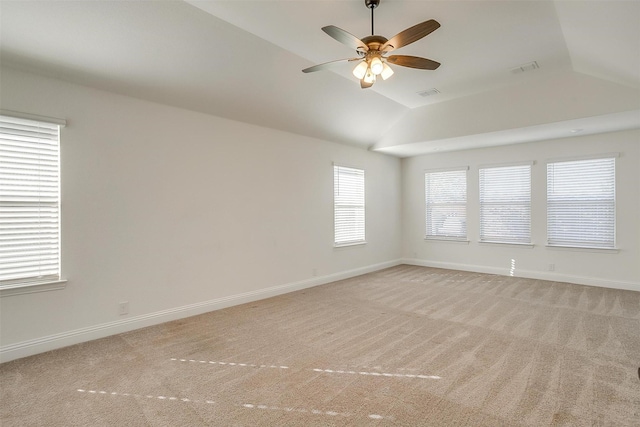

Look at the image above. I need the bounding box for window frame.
[478,162,533,246]
[546,154,617,250]
[0,111,67,296]
[333,164,366,247]
[424,167,469,241]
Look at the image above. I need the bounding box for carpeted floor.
[1,265,639,426]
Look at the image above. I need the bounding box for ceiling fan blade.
[381,19,440,52]
[302,58,360,73]
[360,78,374,89]
[322,25,369,52]
[387,55,441,70]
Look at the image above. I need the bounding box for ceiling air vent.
[510,61,539,74]
[417,88,440,97]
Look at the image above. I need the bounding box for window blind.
[479,164,531,244]
[0,115,61,285]
[334,165,365,246]
[425,168,467,239]
[547,157,615,249]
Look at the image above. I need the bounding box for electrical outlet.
[118,301,129,316]
[312,268,317,276]
[548,263,555,272]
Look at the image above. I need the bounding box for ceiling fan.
[302,0,441,89]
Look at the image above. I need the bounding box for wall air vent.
[417,88,440,97]
[510,61,539,74]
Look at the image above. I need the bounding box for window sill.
[334,241,367,249]
[424,237,470,244]
[546,245,619,254]
[0,279,67,298]
[479,241,534,248]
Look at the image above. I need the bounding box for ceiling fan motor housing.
[358,35,388,58]
[361,35,388,50]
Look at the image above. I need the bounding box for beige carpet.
[1,265,639,426]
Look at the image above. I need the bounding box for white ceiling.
[189,0,574,108]
[1,1,639,157]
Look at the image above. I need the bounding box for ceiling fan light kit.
[353,60,369,79]
[302,0,441,89]
[370,56,384,74]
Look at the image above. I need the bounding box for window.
[0,114,62,287]
[547,156,616,249]
[479,163,531,244]
[425,168,467,240]
[333,165,365,246]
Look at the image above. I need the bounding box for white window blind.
[334,165,365,246]
[0,115,61,286]
[547,157,615,249]
[479,164,531,244]
[425,168,467,240]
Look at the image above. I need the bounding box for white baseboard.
[0,259,402,363]
[402,258,640,292]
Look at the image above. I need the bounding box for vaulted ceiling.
[1,1,639,156]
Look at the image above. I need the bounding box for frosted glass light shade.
[380,63,394,80]
[352,61,368,79]
[370,57,384,75]
[363,68,376,84]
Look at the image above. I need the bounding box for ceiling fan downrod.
[365,0,380,36]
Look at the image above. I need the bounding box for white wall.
[402,131,640,290]
[0,67,402,361]
[2,65,638,363]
